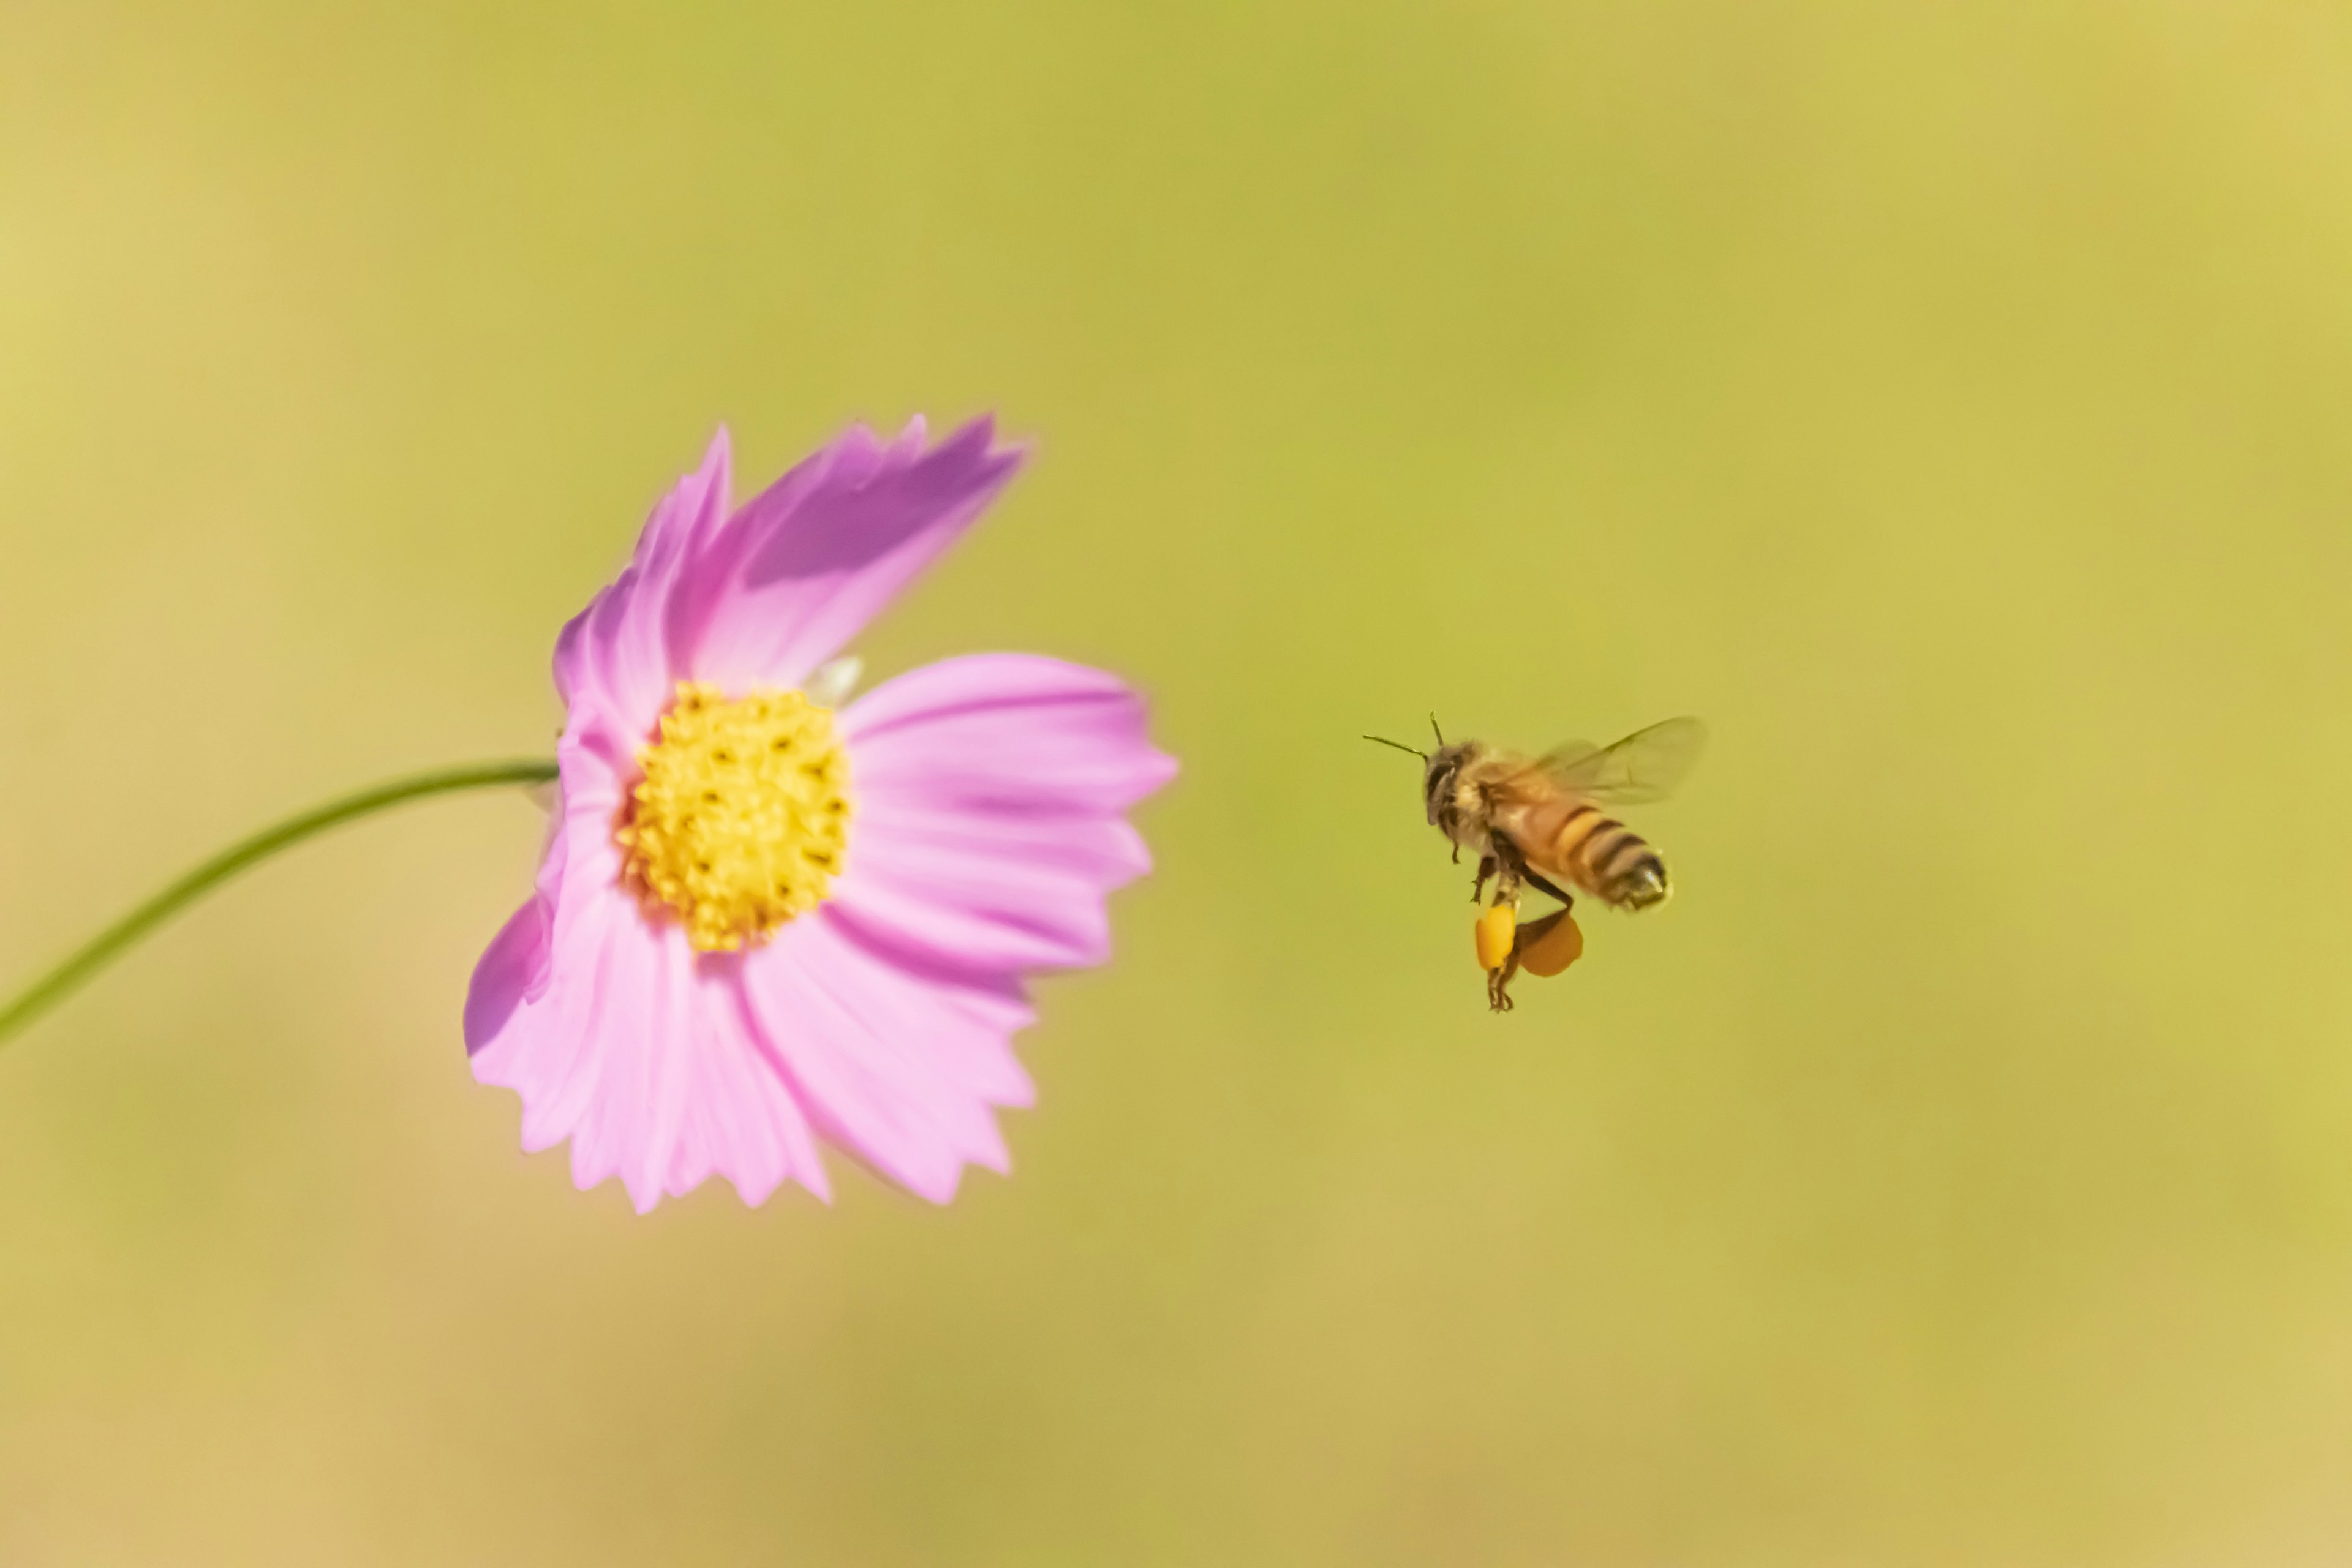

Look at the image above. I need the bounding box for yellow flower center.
[617,681,853,952]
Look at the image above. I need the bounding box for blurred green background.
[5,1,2352,1562]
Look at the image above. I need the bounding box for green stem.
[0,758,560,1050]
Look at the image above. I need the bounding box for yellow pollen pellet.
[1515,910,1583,977]
[1474,904,1517,972]
[616,680,853,952]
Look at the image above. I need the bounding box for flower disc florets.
[617,681,853,952]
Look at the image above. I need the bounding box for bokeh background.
[5,1,2352,1562]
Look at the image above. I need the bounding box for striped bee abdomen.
[1536,802,1673,912]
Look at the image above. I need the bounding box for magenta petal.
[833,862,1114,973]
[554,431,733,736]
[560,925,698,1213]
[471,888,831,1212]
[736,915,1023,1204]
[842,654,1178,816]
[471,889,627,1157]
[688,967,834,1204]
[464,898,548,1053]
[612,431,727,712]
[682,417,1025,693]
[463,778,579,1044]
[805,910,1038,1109]
[541,741,628,976]
[827,654,1175,973]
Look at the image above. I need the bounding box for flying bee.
[1367,715,1706,1012]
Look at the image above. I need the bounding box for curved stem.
[0,758,560,1050]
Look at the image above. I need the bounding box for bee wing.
[1537,717,1707,805]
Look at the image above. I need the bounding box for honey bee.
[1368,715,1706,1012]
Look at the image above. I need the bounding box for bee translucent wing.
[1539,717,1707,805]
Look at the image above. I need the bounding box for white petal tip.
[804,655,864,709]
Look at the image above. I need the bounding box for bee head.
[1365,716,1477,826]
[1422,743,1476,824]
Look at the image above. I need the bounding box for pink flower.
[464,417,1175,1212]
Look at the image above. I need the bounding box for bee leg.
[1521,867,1576,910]
[1482,832,1532,900]
[1487,948,1521,1012]
[1471,854,1498,904]
[1475,898,1521,1012]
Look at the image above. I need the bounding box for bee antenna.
[1429,713,1446,748]
[1363,734,1427,760]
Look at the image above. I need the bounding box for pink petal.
[462,897,548,1051]
[842,654,1178,813]
[538,732,629,988]
[828,654,1176,974]
[470,886,831,1212]
[685,961,834,1204]
[554,431,733,739]
[474,888,629,1154]
[680,417,1024,694]
[463,766,582,1038]
[736,913,1024,1204]
[804,910,1038,1108]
